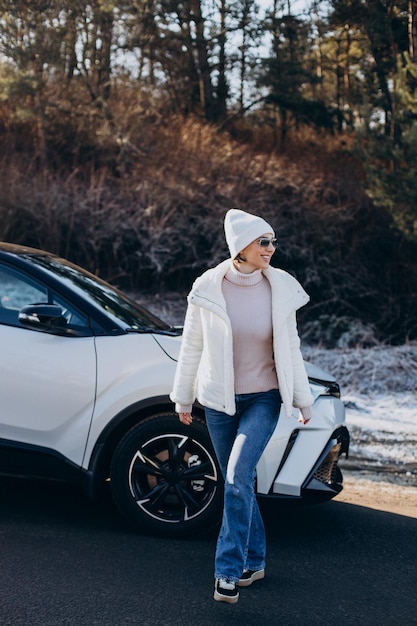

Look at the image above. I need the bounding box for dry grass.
[0,109,416,345]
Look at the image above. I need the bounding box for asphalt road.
[1,477,416,626]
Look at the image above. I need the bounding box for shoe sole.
[214,590,239,604]
[237,569,265,587]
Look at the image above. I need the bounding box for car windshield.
[26,254,172,332]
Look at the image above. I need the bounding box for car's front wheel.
[110,413,223,536]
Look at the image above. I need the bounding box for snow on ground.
[304,345,417,486]
[135,293,417,488]
[339,392,416,485]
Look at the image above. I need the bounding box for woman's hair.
[234,253,246,266]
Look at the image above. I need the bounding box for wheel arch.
[85,396,206,499]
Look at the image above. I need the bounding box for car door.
[0,262,97,466]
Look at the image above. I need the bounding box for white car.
[0,243,349,536]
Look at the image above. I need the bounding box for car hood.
[304,361,336,382]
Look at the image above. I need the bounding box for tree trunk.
[336,36,343,132]
[97,6,113,101]
[65,7,78,80]
[363,3,394,136]
[190,0,214,121]
[216,0,228,119]
[409,0,417,63]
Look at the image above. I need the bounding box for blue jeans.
[205,389,281,582]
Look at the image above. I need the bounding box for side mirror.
[18,303,67,331]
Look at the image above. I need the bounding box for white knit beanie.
[224,208,274,259]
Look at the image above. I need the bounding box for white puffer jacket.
[170,259,314,418]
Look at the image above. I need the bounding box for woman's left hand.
[298,406,313,425]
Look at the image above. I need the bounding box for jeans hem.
[215,574,240,583]
[245,563,265,571]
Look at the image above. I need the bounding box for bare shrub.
[0,112,416,345]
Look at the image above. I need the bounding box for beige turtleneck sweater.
[222,265,279,395]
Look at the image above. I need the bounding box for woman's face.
[238,233,277,273]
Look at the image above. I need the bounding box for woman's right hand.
[179,412,193,425]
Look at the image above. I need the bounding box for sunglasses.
[256,237,278,248]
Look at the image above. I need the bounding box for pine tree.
[361,53,417,240]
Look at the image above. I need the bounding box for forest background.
[0,0,416,348]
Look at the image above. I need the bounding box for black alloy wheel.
[110,413,223,536]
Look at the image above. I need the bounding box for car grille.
[313,442,342,485]
[311,426,349,491]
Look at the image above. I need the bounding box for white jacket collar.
[188,259,309,319]
[188,259,231,320]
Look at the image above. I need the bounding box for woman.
[170,208,314,604]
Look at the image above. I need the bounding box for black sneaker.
[214,578,239,604]
[237,568,265,587]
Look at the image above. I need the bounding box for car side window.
[0,264,89,331]
[0,266,47,325]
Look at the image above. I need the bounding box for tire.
[110,413,223,537]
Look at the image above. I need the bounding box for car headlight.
[309,378,341,401]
